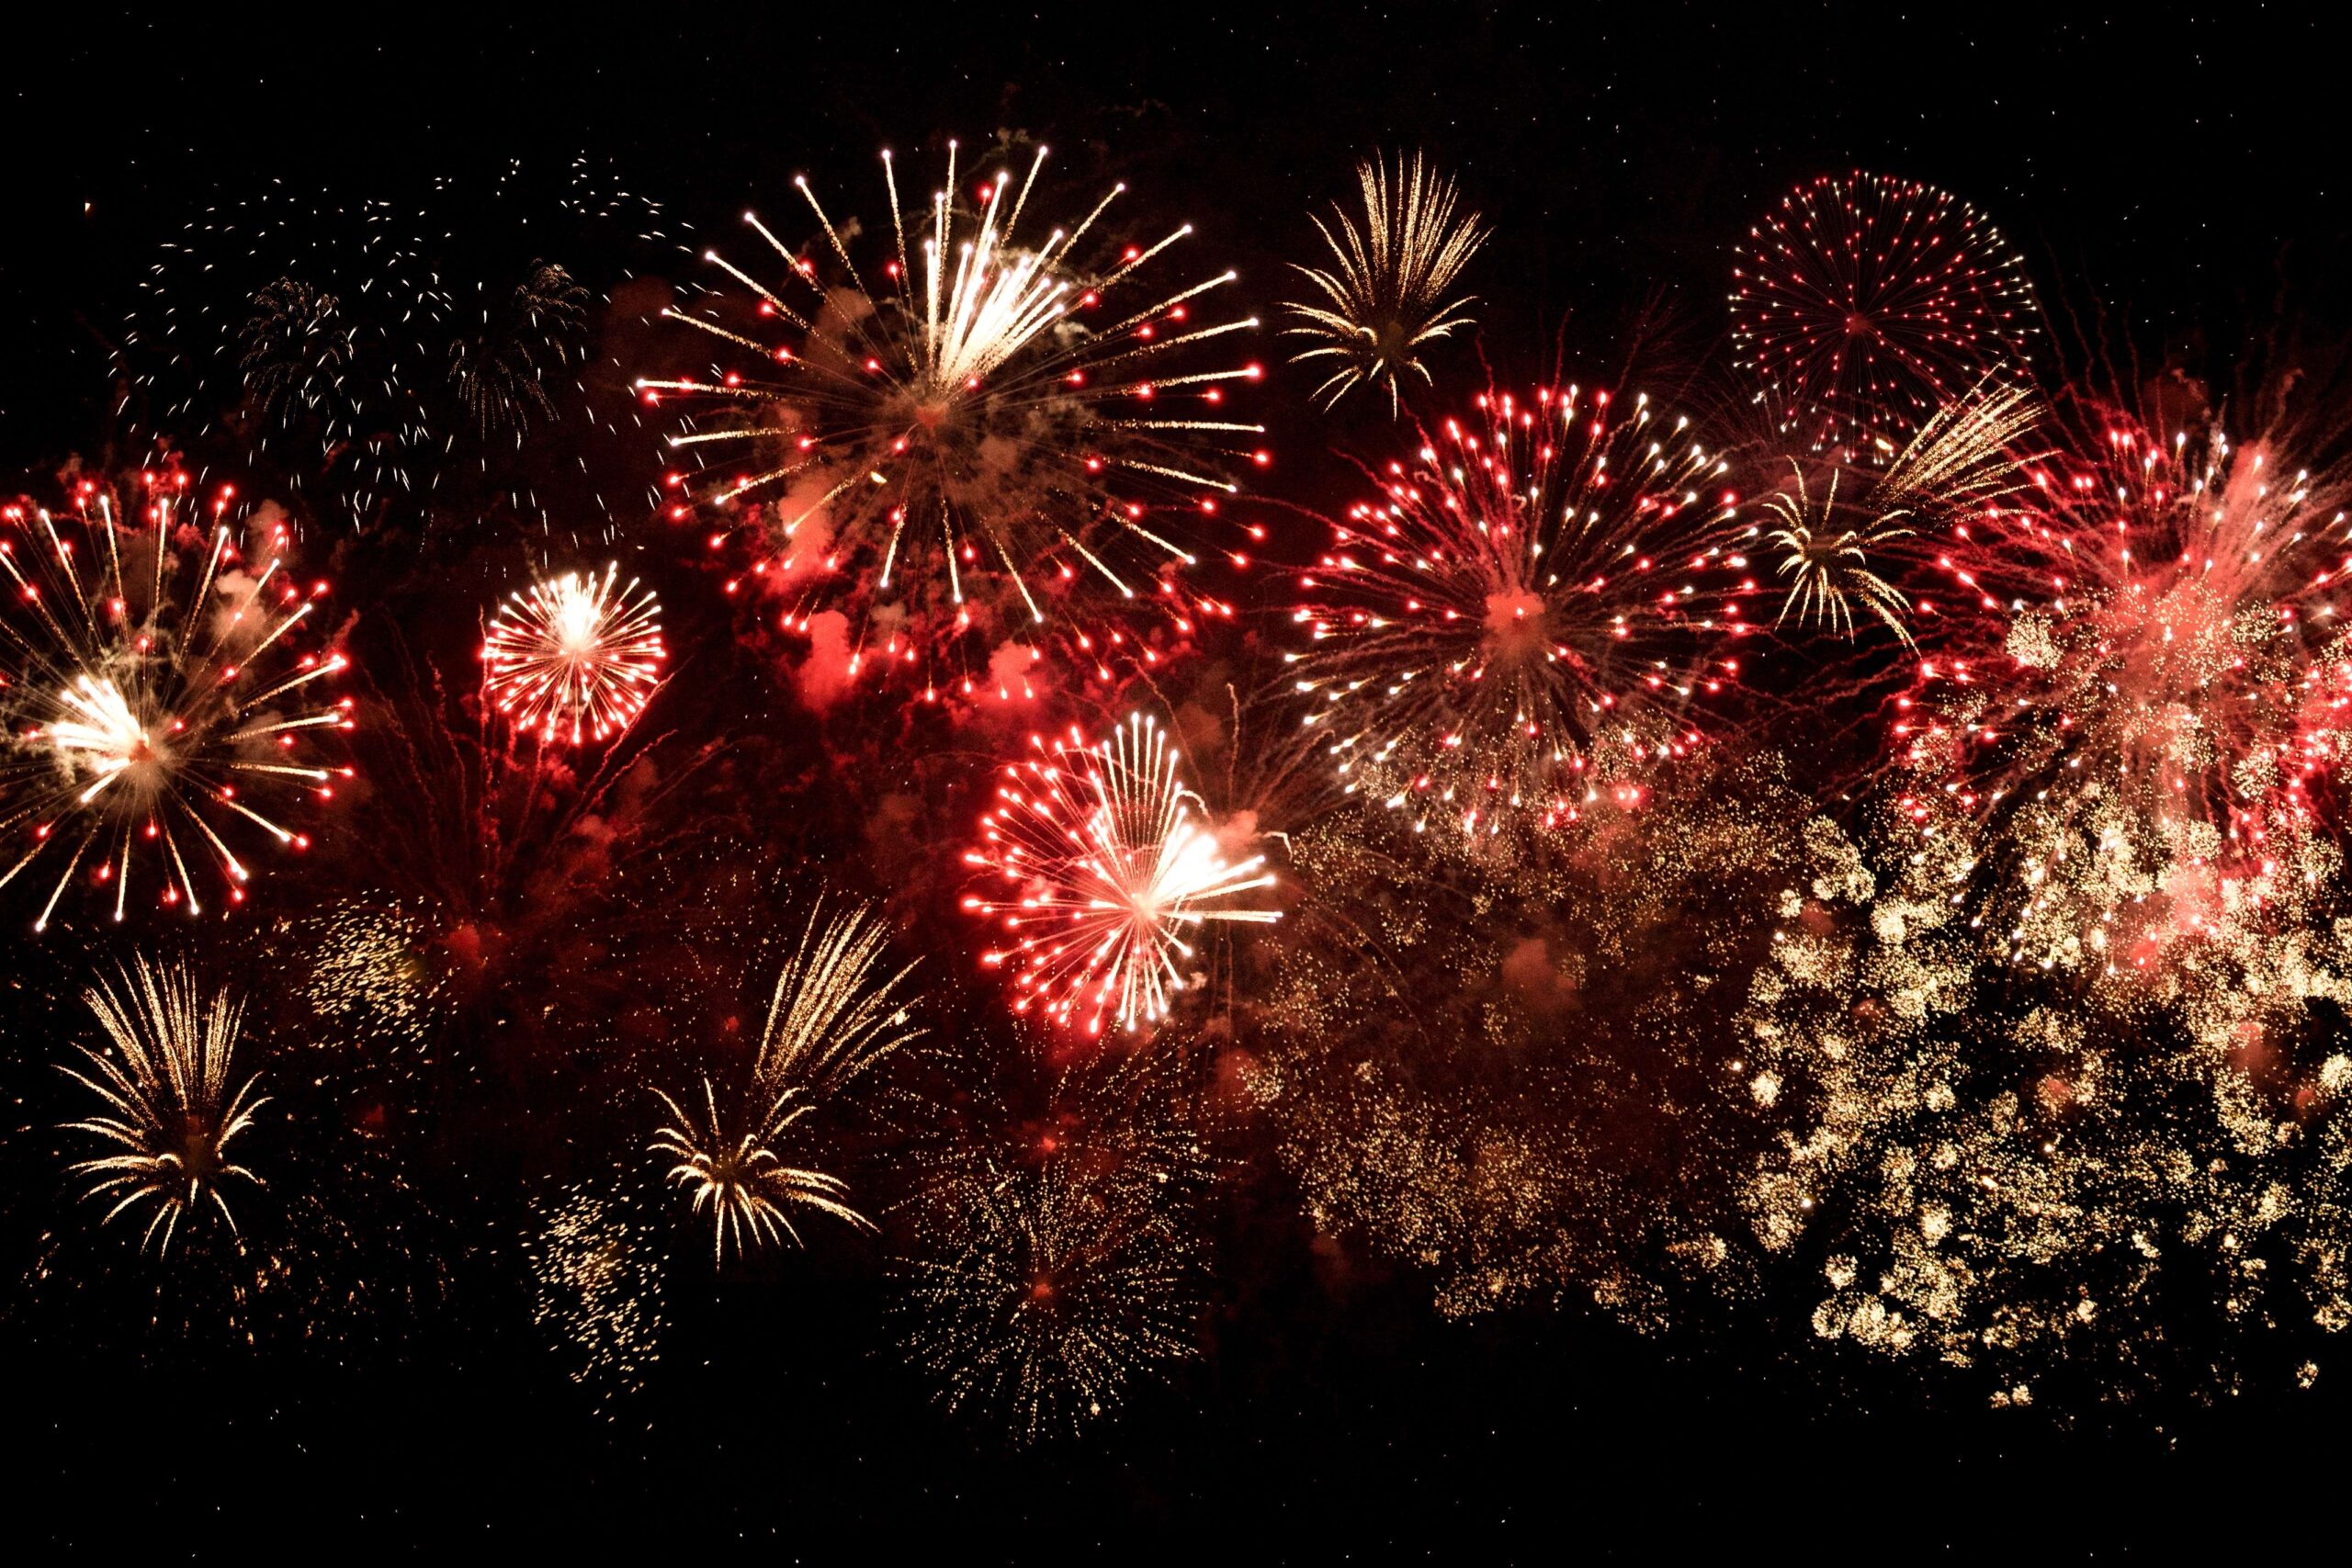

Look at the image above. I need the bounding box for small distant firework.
[1759,380,2040,644]
[650,1079,872,1263]
[644,139,1267,689]
[0,467,351,931]
[1891,400,2352,976]
[965,712,1280,1035]
[650,899,922,1262]
[898,1043,1219,1440]
[59,958,267,1255]
[447,260,593,438]
[1283,152,1488,415]
[1731,171,2039,460]
[481,563,665,746]
[525,1178,667,1405]
[1288,385,1750,837]
[125,161,677,529]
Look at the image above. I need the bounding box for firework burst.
[1731,171,2039,461]
[642,140,1268,693]
[1287,385,1751,837]
[1759,380,2040,645]
[898,1042,1219,1440]
[650,899,922,1262]
[1892,397,2352,976]
[964,712,1280,1036]
[1283,152,1488,415]
[59,958,268,1255]
[481,563,665,746]
[124,161,679,532]
[0,467,351,931]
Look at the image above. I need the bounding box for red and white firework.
[640,140,1269,700]
[0,466,350,930]
[481,563,665,746]
[1732,171,2039,463]
[963,712,1279,1036]
[1286,385,1754,839]
[1891,400,2352,973]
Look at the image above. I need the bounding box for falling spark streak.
[964,712,1279,1035]
[481,563,665,746]
[0,468,350,929]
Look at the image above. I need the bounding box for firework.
[525,1178,667,1404]
[1736,805,2352,1405]
[964,712,1279,1035]
[124,161,678,531]
[481,563,665,746]
[1252,762,1807,1324]
[650,899,922,1261]
[898,1042,1218,1439]
[1287,385,1750,838]
[0,468,351,931]
[1283,152,1488,415]
[650,1079,872,1263]
[1891,400,2352,976]
[1731,171,2039,461]
[1759,380,2040,644]
[642,140,1267,691]
[59,958,267,1255]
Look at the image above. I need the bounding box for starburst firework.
[0,467,351,930]
[650,899,922,1262]
[1287,385,1751,837]
[59,958,268,1255]
[1283,152,1488,415]
[481,563,665,746]
[963,712,1279,1035]
[1731,170,2039,461]
[642,140,1267,691]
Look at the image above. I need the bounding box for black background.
[4,3,2348,1556]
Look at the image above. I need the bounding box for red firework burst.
[1732,170,2039,463]
[1890,398,2352,972]
[1285,385,1756,840]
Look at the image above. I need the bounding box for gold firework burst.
[1283,152,1488,415]
[59,957,268,1254]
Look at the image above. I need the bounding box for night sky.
[6,4,2350,1557]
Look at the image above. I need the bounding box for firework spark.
[650,1079,872,1263]
[1891,399,2352,976]
[964,712,1279,1035]
[650,899,922,1262]
[1287,385,1751,837]
[1283,152,1488,415]
[642,140,1267,692]
[898,1042,1218,1440]
[1759,380,2041,644]
[481,563,665,746]
[1731,171,2039,461]
[60,958,267,1255]
[0,468,351,931]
